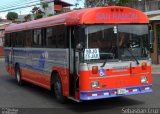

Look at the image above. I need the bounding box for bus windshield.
[84,24,149,62]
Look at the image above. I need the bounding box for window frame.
[14,31,24,47]
[45,25,68,48]
[32,29,43,47]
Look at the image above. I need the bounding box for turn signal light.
[141,62,147,70]
[92,66,98,74]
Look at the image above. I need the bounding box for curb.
[152,72,160,74]
[0,58,4,61]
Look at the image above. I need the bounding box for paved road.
[0,60,160,114]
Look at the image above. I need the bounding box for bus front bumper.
[80,85,152,101]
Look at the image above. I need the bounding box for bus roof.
[5,6,149,33]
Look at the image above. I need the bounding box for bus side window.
[15,31,23,47]
[56,25,67,48]
[4,33,11,47]
[33,29,42,47]
[46,27,56,48]
[25,30,32,47]
[11,32,17,47]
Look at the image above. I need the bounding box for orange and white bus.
[4,6,152,103]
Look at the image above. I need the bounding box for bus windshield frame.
[81,24,150,63]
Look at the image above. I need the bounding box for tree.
[31,6,44,20]
[41,2,48,17]
[42,2,48,10]
[6,12,18,21]
[24,14,32,22]
[48,14,54,17]
[35,13,43,19]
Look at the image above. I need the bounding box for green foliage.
[31,6,44,20]
[73,8,82,10]
[6,12,18,21]
[42,2,48,9]
[48,14,54,17]
[24,14,32,22]
[117,0,135,6]
[35,13,43,19]
[157,25,160,32]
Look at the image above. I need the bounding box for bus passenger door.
[69,27,76,97]
[69,26,81,98]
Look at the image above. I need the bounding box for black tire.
[54,73,66,103]
[15,65,23,86]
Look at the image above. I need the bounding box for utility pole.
[144,0,147,11]
[138,0,147,12]
[20,11,22,23]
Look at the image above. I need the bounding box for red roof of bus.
[5,6,149,33]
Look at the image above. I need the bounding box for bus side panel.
[21,67,51,90]
[11,48,51,89]
[19,48,51,89]
[13,47,26,69]
[49,49,70,97]
[5,47,70,96]
[4,47,15,76]
[23,48,34,81]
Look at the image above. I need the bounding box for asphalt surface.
[0,60,160,114]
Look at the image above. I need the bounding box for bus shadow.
[7,78,53,98]
[6,77,145,113]
[65,97,144,113]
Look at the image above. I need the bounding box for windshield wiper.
[101,53,114,67]
[124,48,140,65]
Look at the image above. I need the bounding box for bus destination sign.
[96,12,138,21]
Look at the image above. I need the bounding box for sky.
[0,0,85,19]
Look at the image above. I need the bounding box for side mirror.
[76,43,84,51]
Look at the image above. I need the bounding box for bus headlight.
[91,81,100,89]
[141,76,148,83]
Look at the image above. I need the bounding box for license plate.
[117,89,126,95]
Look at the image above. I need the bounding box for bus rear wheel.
[54,73,66,103]
[15,65,23,86]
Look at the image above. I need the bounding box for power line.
[0,0,31,9]
[0,4,39,13]
[0,0,40,11]
[0,0,54,12]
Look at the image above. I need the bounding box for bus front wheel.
[54,73,66,103]
[15,65,23,86]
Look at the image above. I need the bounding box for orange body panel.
[5,6,148,33]
[6,65,15,77]
[21,68,51,90]
[79,66,152,92]
[5,64,70,97]
[52,66,69,96]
